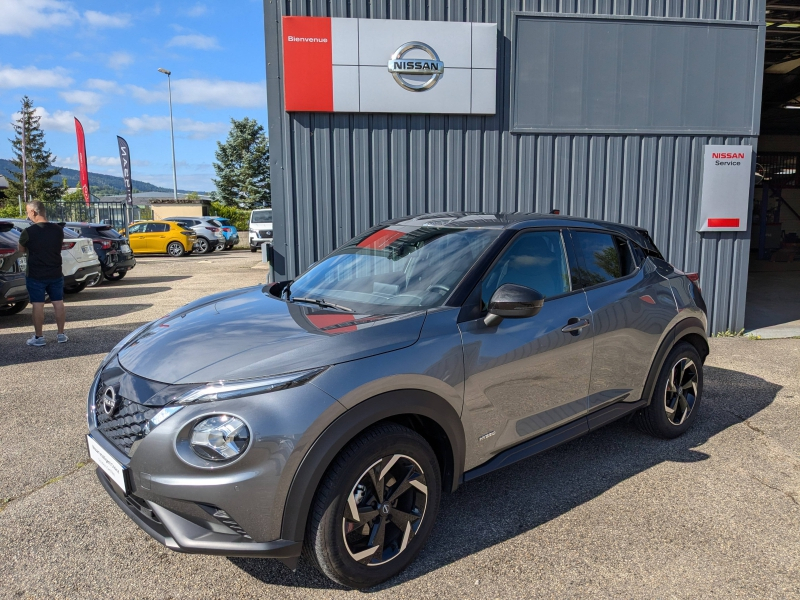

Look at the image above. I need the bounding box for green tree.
[212,117,270,209]
[6,96,61,202]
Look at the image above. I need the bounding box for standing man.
[18,200,68,346]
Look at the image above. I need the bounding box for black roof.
[390,212,660,254]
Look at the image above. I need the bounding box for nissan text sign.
[697,145,753,232]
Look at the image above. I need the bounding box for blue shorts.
[26,277,64,303]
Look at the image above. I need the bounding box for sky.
[0,0,269,192]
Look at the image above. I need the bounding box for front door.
[127,223,147,253]
[145,223,168,252]
[459,230,594,463]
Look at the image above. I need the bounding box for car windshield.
[286,226,500,313]
[251,210,272,224]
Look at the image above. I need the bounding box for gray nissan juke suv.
[86,213,708,588]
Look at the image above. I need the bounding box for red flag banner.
[74,118,91,207]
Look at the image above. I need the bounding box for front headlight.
[174,367,327,405]
[190,415,249,461]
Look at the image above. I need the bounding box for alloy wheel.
[341,454,428,566]
[168,242,184,257]
[195,238,209,253]
[664,357,698,426]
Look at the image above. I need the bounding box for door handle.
[561,318,590,334]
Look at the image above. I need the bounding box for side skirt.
[461,399,646,483]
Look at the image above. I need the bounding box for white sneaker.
[57,333,69,343]
[27,335,46,347]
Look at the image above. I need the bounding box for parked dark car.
[0,222,28,316]
[86,213,708,589]
[65,222,136,282]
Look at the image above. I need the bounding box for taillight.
[96,240,112,250]
[223,227,231,232]
[0,248,15,257]
[206,227,220,232]
[62,242,76,250]
[686,272,701,291]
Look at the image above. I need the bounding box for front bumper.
[87,363,342,563]
[65,263,102,287]
[96,468,301,565]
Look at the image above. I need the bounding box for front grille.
[94,385,158,456]
[259,229,272,238]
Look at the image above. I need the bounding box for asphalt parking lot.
[1,252,798,599]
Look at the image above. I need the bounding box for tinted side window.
[572,231,635,287]
[481,231,570,307]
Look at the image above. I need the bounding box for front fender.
[279,389,466,543]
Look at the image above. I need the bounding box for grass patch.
[714,328,761,340]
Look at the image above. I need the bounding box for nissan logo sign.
[101,386,118,416]
[387,41,444,92]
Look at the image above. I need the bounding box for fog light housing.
[190,415,250,462]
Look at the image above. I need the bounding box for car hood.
[117,286,426,384]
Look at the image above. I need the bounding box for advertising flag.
[74,118,91,207]
[116,136,133,205]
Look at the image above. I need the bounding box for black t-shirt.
[19,222,64,280]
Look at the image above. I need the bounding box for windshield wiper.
[291,297,355,313]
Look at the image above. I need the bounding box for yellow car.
[125,220,197,257]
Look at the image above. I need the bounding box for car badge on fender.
[387,41,444,92]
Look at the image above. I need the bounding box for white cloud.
[13,107,100,134]
[86,79,118,93]
[127,78,265,109]
[122,115,227,139]
[167,34,220,50]
[0,64,73,89]
[58,155,150,168]
[107,52,134,70]
[83,10,131,28]
[59,90,105,113]
[0,0,77,36]
[186,4,208,17]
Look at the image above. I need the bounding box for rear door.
[459,229,594,462]
[569,229,678,414]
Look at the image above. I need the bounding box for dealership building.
[264,0,800,334]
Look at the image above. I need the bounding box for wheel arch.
[641,317,708,406]
[280,389,465,544]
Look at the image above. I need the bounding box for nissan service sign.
[697,145,753,232]
[281,17,496,114]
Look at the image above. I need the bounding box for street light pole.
[158,68,178,200]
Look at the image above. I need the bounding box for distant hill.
[0,158,203,196]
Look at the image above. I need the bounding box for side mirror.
[0,222,12,233]
[484,283,545,327]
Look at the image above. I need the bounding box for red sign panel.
[282,17,333,112]
[357,229,405,250]
[707,218,740,228]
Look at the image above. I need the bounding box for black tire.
[250,246,258,253]
[64,282,87,294]
[304,423,441,589]
[167,241,185,257]
[0,300,28,316]
[636,342,703,439]
[103,270,126,282]
[195,237,211,254]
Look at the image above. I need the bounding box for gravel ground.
[0,252,798,599]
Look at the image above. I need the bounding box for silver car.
[86,213,708,588]
[163,217,226,254]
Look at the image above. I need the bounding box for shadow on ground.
[0,321,149,367]
[229,365,781,591]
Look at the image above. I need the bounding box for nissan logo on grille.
[387,42,444,92]
[101,386,118,415]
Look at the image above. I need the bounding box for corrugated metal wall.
[264,0,766,333]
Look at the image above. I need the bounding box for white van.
[249,208,273,252]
